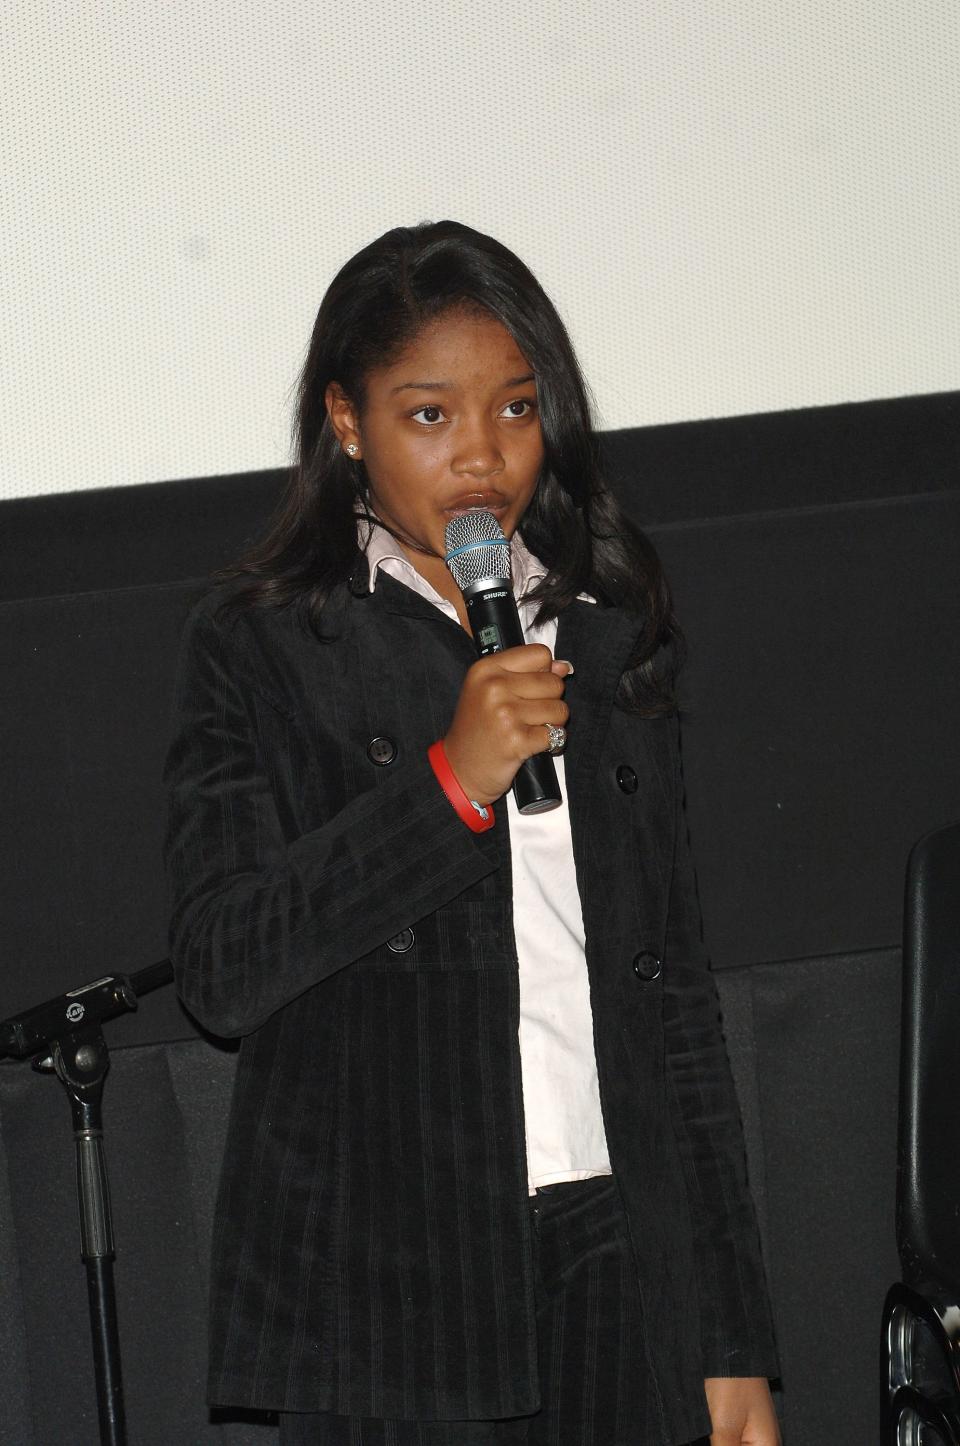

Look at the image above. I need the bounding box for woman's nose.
[451,417,505,477]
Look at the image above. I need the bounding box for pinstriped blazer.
[164,566,778,1445]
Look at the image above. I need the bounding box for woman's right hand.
[441,644,572,805]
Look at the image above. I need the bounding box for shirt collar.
[361,516,547,602]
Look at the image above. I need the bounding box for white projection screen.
[2,1,959,500]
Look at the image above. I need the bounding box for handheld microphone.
[444,511,562,815]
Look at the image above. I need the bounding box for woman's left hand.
[704,1377,781,1445]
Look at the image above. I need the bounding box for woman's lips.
[443,493,509,518]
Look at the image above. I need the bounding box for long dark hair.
[221,220,682,715]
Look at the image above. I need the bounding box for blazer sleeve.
[661,719,779,1380]
[164,605,499,1038]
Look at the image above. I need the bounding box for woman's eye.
[411,405,445,425]
[501,398,535,418]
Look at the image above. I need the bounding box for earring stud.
[345,443,360,457]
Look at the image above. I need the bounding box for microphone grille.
[444,511,511,590]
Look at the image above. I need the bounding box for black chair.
[881,822,960,1444]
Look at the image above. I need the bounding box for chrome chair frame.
[880,823,960,1445]
[883,1280,960,1443]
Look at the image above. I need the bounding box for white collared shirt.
[363,521,612,1192]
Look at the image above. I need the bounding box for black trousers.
[279,1175,672,1446]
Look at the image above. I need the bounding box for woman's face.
[326,307,544,582]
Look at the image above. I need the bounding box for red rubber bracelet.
[427,740,495,833]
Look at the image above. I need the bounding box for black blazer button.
[632,951,661,981]
[387,927,415,954]
[367,736,397,766]
[616,764,638,794]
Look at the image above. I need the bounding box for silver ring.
[545,724,567,754]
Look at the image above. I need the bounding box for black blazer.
[164,567,777,1445]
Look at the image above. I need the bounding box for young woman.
[165,221,780,1445]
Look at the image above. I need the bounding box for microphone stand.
[0,958,175,1446]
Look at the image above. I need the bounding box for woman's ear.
[325,382,362,457]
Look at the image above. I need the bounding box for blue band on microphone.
[444,539,510,565]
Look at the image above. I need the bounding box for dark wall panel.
[658,491,960,967]
[603,389,960,525]
[0,583,200,1044]
[0,471,287,604]
[752,949,902,1445]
